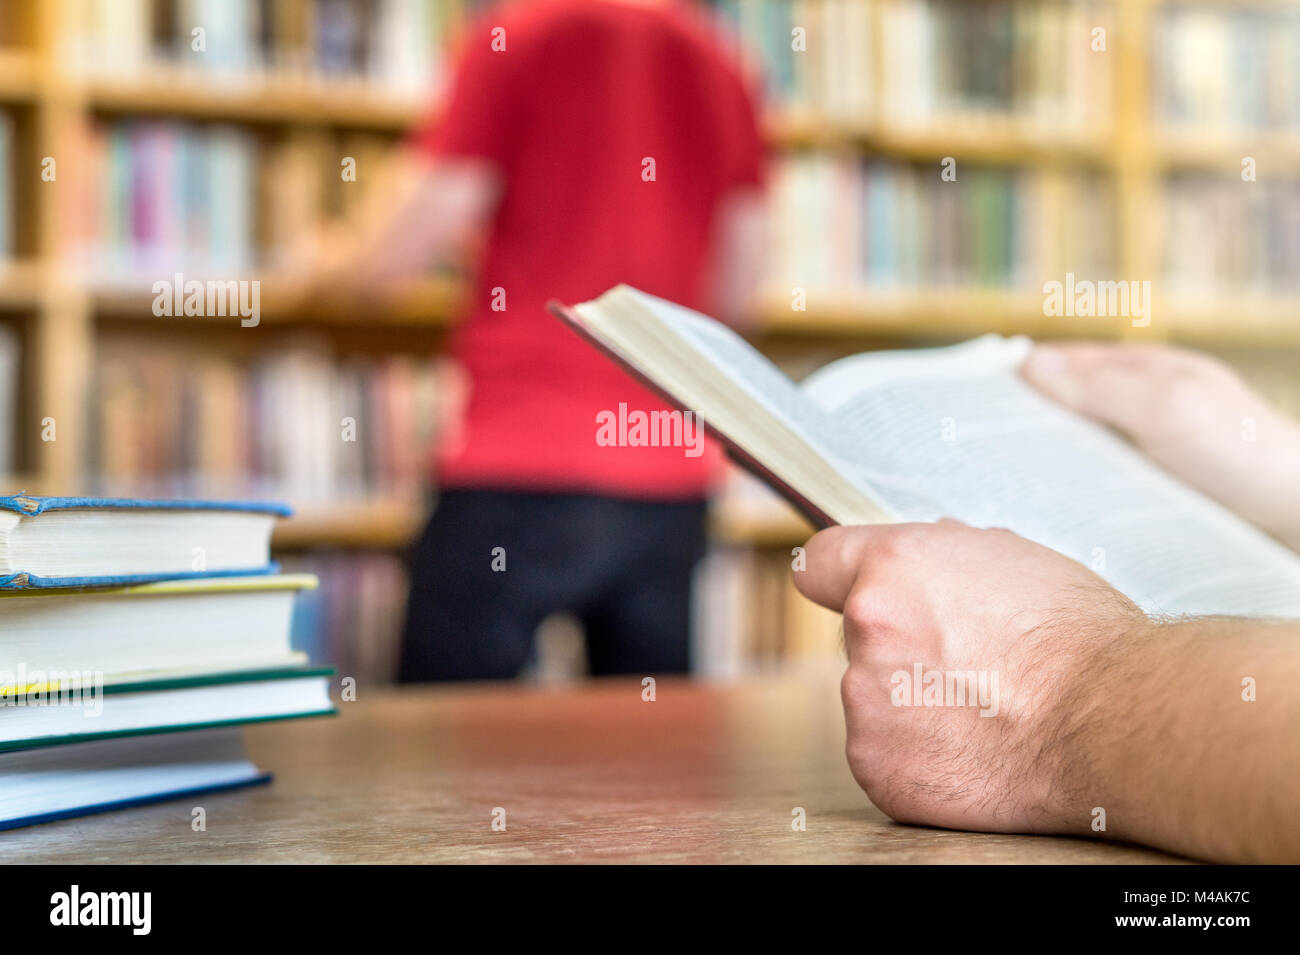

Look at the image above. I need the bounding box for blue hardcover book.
[0,666,334,832]
[0,495,291,589]
[0,727,272,832]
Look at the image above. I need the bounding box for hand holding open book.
[553,285,1300,863]
[552,285,1300,618]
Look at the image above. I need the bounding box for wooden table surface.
[6,676,1185,864]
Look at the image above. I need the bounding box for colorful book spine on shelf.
[60,0,452,90]
[1163,173,1300,298]
[771,155,1117,292]
[90,345,446,503]
[1154,4,1300,133]
[283,551,410,684]
[712,0,1110,129]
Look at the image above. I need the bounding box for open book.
[550,285,1300,618]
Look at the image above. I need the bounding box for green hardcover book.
[0,664,336,752]
[0,665,335,832]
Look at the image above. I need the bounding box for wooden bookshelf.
[758,287,1104,340]
[757,288,1300,346]
[0,260,45,309]
[2,0,1296,558]
[90,274,463,327]
[82,70,430,131]
[0,48,39,101]
[710,498,812,549]
[768,110,1114,165]
[1155,130,1300,172]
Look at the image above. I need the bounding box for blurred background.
[0,0,1297,683]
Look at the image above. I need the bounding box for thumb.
[1020,343,1151,435]
[793,525,883,613]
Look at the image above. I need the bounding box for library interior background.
[0,0,1297,682]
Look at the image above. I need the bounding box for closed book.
[0,573,316,692]
[0,664,335,751]
[0,494,290,588]
[0,727,271,831]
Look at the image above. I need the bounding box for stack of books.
[0,494,333,831]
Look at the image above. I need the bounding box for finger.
[793,524,886,613]
[1020,343,1157,435]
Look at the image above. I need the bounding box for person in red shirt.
[296,0,767,680]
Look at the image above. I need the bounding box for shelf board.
[272,497,426,550]
[768,110,1113,164]
[82,274,1300,346]
[69,76,1122,161]
[81,69,429,130]
[1156,129,1300,171]
[759,288,1300,345]
[1164,296,1300,346]
[0,49,39,102]
[710,500,813,548]
[273,495,810,551]
[0,474,53,495]
[0,260,46,309]
[758,287,1131,339]
[90,274,462,327]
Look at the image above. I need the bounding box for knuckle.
[842,588,881,636]
[840,667,873,710]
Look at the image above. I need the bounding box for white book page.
[592,288,890,522]
[614,289,853,459]
[802,336,1300,617]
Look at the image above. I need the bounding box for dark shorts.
[398,488,709,682]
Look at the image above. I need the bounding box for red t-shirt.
[415,0,765,500]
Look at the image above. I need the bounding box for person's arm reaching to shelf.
[706,187,768,330]
[793,520,1300,863]
[286,154,500,299]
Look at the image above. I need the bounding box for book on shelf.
[714,0,872,120]
[92,342,446,504]
[714,0,1110,131]
[1153,3,1300,134]
[553,285,1300,618]
[0,325,16,478]
[284,551,408,685]
[1162,172,1300,299]
[0,498,332,831]
[60,0,451,92]
[71,115,440,286]
[772,154,1116,292]
[74,119,258,279]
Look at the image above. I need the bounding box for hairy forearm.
[1065,617,1300,862]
